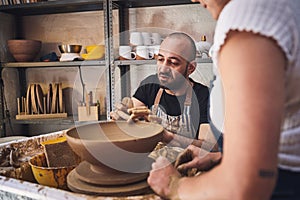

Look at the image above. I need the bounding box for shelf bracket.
[0,65,6,137]
[104,0,114,119]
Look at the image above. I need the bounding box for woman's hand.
[175,145,222,174]
[147,156,182,199]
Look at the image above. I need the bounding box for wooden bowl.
[7,39,42,62]
[65,121,163,173]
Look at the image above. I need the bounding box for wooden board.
[30,84,38,114]
[46,83,52,114]
[51,83,58,113]
[26,84,31,114]
[16,113,67,120]
[58,82,63,113]
[35,84,44,114]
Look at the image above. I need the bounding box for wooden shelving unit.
[0,0,206,136]
[0,0,195,16]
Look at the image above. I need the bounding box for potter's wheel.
[67,160,153,196]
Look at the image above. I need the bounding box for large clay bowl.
[7,39,42,62]
[65,121,163,173]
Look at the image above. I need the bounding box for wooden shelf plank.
[114,59,157,66]
[2,58,211,68]
[11,115,107,125]
[16,113,68,120]
[115,58,212,66]
[0,0,195,16]
[1,60,106,68]
[119,0,195,8]
[0,0,104,16]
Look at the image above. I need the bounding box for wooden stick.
[17,98,20,115]
[86,93,90,115]
[43,97,46,114]
[24,97,27,115]
[21,96,24,112]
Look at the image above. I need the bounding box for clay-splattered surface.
[0,131,161,200]
[0,131,65,181]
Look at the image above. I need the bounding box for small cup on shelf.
[119,46,136,60]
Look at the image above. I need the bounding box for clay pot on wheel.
[65,121,163,174]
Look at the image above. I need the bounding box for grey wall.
[0,4,216,136]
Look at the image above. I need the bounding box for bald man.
[132,32,212,149]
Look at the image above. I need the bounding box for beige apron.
[151,85,196,138]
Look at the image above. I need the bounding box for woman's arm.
[148,30,286,199]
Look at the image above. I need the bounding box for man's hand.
[110,97,133,121]
[110,97,154,123]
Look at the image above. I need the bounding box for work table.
[0,131,160,200]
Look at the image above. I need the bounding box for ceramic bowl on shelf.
[65,121,163,173]
[58,44,82,54]
[7,39,42,62]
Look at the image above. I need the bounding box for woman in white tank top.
[148,0,300,199]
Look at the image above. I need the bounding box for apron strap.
[153,82,193,113]
[184,82,193,106]
[153,82,196,138]
[152,88,164,115]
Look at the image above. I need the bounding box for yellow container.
[29,153,76,189]
[82,45,105,60]
[41,136,66,146]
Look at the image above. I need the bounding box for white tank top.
[210,0,300,171]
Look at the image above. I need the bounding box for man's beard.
[159,68,188,91]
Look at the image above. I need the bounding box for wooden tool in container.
[78,91,100,121]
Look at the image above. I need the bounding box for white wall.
[116,5,216,101]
